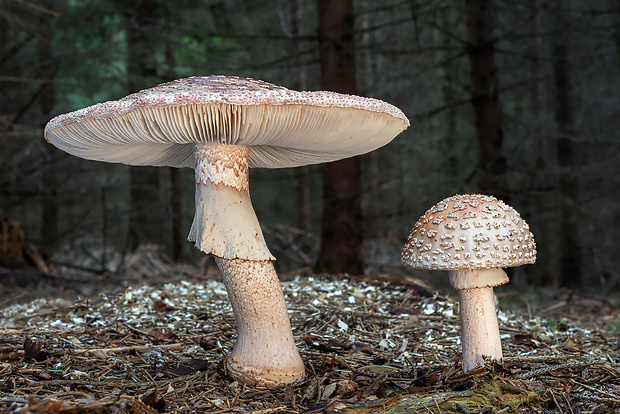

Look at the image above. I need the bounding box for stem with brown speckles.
[189,142,304,386]
[216,257,305,387]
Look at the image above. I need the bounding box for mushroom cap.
[401,194,537,271]
[44,76,410,169]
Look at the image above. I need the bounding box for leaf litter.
[1,251,620,413]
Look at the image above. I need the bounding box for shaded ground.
[1,248,620,413]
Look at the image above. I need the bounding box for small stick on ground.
[0,343,182,361]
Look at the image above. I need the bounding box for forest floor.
[1,247,619,414]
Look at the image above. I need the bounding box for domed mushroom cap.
[401,194,536,271]
[44,75,409,169]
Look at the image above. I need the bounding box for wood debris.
[1,259,619,413]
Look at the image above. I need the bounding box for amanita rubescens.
[401,194,536,372]
[45,75,409,386]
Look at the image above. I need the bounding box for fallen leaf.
[168,359,209,376]
[149,329,178,342]
[386,304,415,315]
[30,399,78,413]
[512,334,539,347]
[321,382,338,401]
[452,378,477,391]
[350,342,373,354]
[153,300,175,313]
[335,379,358,397]
[404,282,435,298]
[189,359,209,370]
[168,366,195,376]
[142,389,166,412]
[24,338,47,362]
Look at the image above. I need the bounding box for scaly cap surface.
[45,76,409,169]
[401,194,537,272]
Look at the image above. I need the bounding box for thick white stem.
[188,142,274,260]
[458,286,503,372]
[216,257,305,387]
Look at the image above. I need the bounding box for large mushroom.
[45,75,409,387]
[401,194,536,372]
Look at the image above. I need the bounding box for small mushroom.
[401,194,536,372]
[45,75,409,386]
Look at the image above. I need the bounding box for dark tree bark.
[612,0,620,72]
[169,167,183,260]
[465,0,508,202]
[0,10,7,79]
[439,7,459,184]
[164,3,183,261]
[296,166,311,233]
[37,0,58,248]
[118,0,163,250]
[526,1,557,287]
[552,7,581,287]
[358,0,379,200]
[289,0,312,234]
[316,0,364,274]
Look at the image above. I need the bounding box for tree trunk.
[164,2,183,261]
[465,0,508,202]
[552,6,581,287]
[289,0,312,234]
[439,7,458,185]
[526,1,557,286]
[358,0,379,200]
[120,0,162,250]
[169,168,183,260]
[37,0,58,248]
[316,0,364,275]
[612,0,620,70]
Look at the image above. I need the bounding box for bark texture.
[552,6,581,287]
[120,0,163,250]
[465,0,508,202]
[164,3,184,261]
[316,0,364,275]
[289,0,312,234]
[38,0,58,248]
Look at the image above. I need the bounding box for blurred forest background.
[1,0,619,295]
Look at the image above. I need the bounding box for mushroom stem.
[457,285,503,372]
[216,257,305,387]
[188,142,274,261]
[188,141,303,386]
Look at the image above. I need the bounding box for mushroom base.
[216,257,305,387]
[458,287,503,372]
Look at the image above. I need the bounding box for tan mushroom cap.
[44,76,410,168]
[401,194,537,273]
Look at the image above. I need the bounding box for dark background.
[1,0,619,295]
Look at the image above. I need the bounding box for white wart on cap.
[401,193,536,288]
